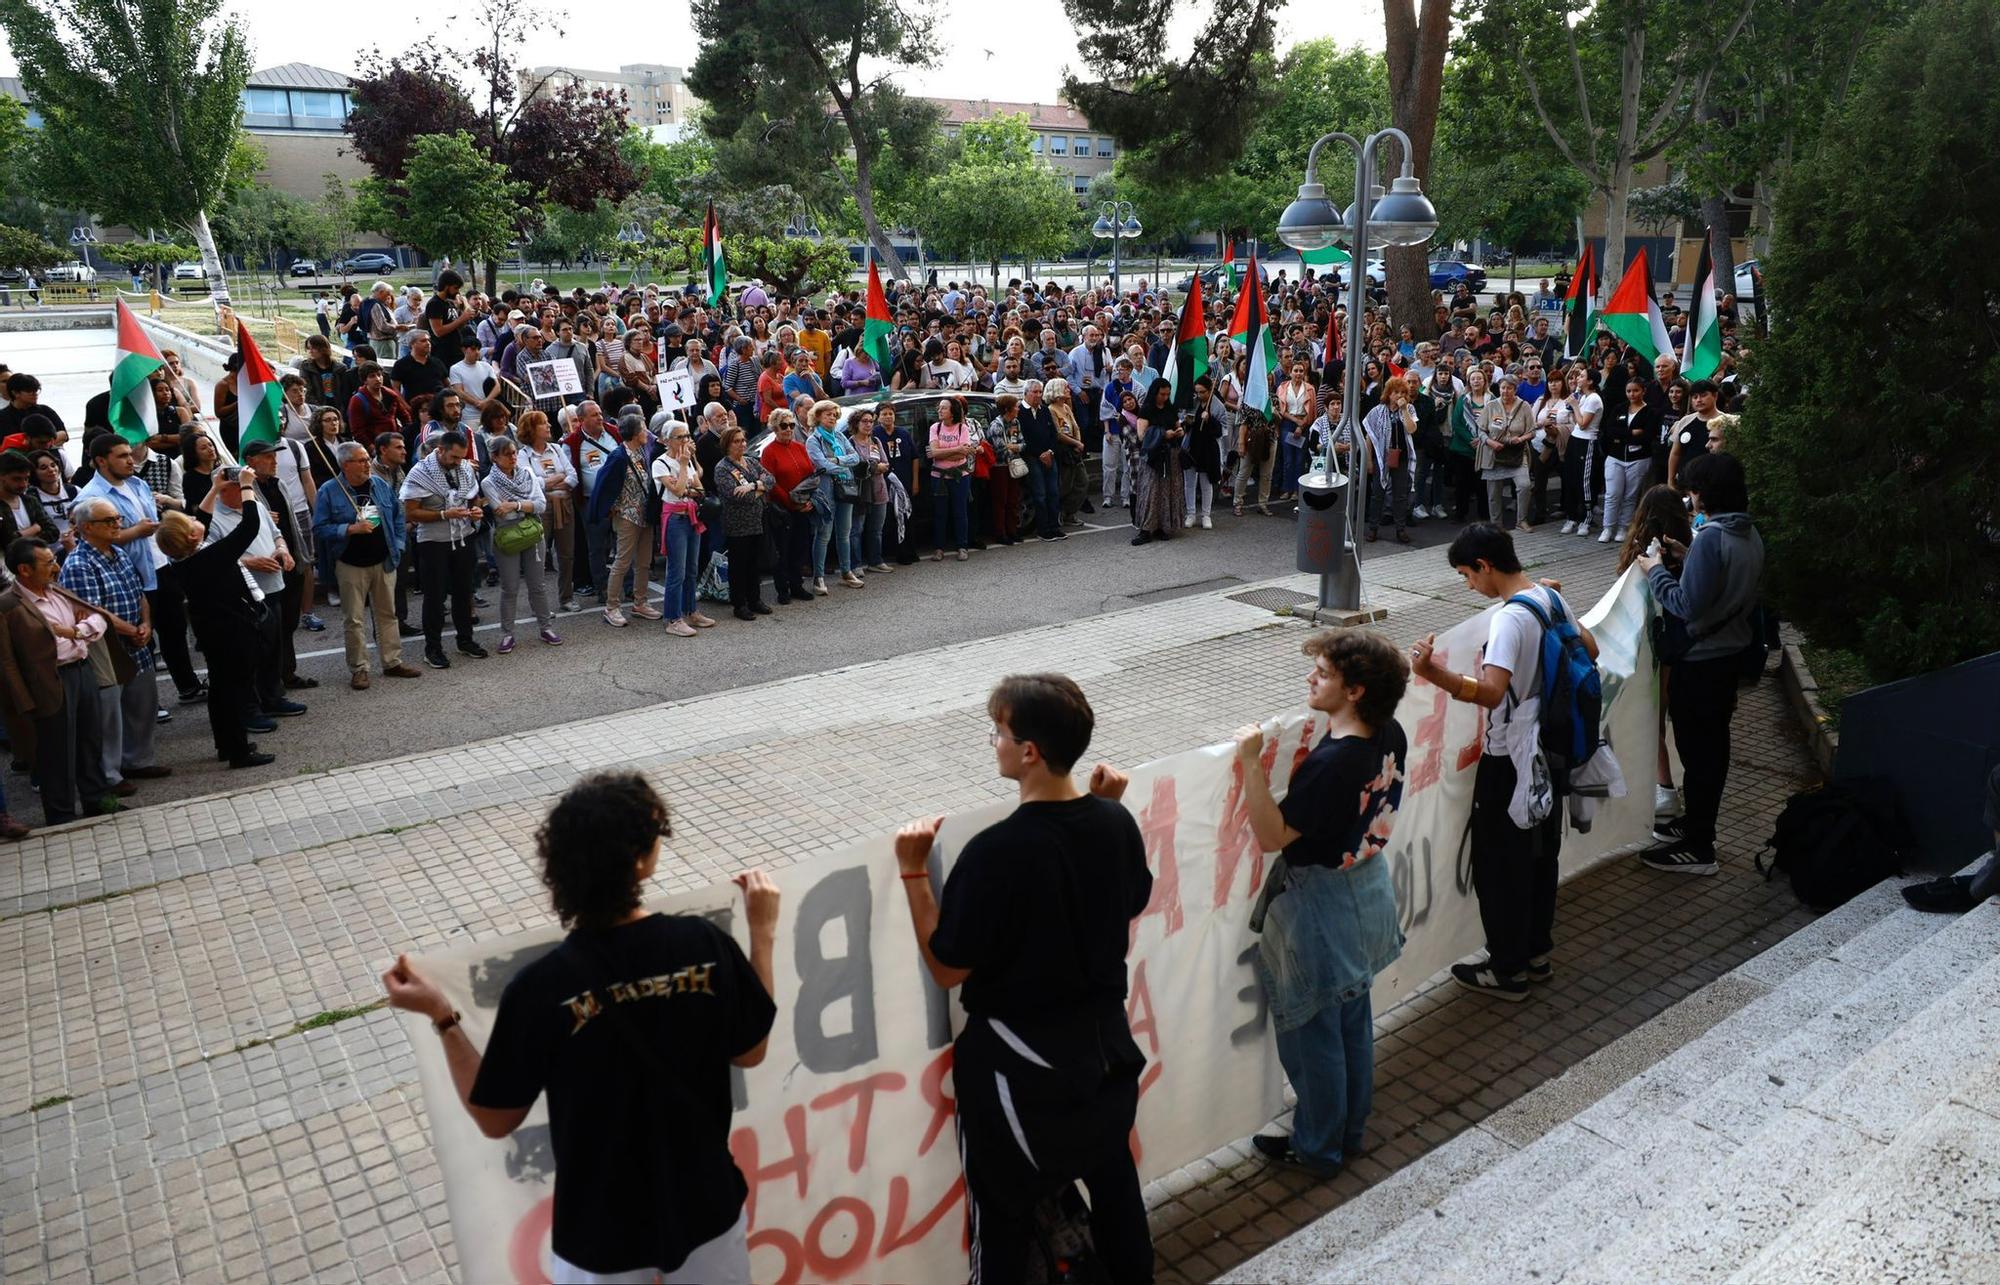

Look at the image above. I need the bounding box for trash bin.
[1295,466,1359,610]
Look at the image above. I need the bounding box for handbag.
[1008,456,1030,479]
[494,515,544,554]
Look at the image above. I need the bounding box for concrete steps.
[1222,874,2000,1283]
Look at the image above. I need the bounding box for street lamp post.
[1092,201,1142,298]
[1277,128,1438,614]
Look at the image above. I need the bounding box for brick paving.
[0,527,1823,1284]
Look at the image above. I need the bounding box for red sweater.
[345,387,410,449]
[761,439,814,510]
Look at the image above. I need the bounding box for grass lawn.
[1799,643,1875,731]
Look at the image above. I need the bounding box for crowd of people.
[0,259,1751,844]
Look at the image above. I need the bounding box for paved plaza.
[0,527,1823,1284]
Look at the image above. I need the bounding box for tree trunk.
[1600,13,1647,292]
[484,259,499,299]
[850,146,906,281]
[1603,164,1632,291]
[1383,0,1451,336]
[189,207,231,309]
[1701,192,1735,294]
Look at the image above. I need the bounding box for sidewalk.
[0,527,1822,1284]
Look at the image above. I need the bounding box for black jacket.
[175,499,266,628]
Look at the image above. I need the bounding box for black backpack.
[1754,778,1906,909]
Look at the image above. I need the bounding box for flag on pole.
[1222,239,1238,290]
[1324,298,1343,373]
[108,298,163,445]
[1680,232,1723,380]
[1601,247,1673,362]
[862,256,896,374]
[234,321,284,449]
[1164,273,1210,410]
[1562,243,1597,362]
[1229,257,1275,416]
[702,202,728,309]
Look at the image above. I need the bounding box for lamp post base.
[1301,601,1390,627]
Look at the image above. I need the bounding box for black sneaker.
[423,649,451,670]
[1902,875,1978,914]
[1451,962,1529,1001]
[1250,1133,1342,1178]
[1524,955,1554,984]
[1652,816,1688,843]
[177,683,209,705]
[457,641,490,660]
[1642,841,1718,876]
[398,620,423,638]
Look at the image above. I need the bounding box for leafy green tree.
[632,225,853,297]
[1460,0,1757,289]
[916,116,1077,289]
[689,0,942,277]
[0,95,71,246]
[622,128,717,206]
[0,0,252,305]
[110,239,198,287]
[212,186,335,276]
[319,175,357,267]
[1735,0,2000,681]
[0,224,61,274]
[1427,53,1591,271]
[528,201,622,266]
[362,132,524,272]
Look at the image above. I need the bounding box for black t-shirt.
[1674,414,1714,479]
[390,354,448,404]
[423,294,463,350]
[471,914,775,1275]
[338,480,388,566]
[1279,724,1408,870]
[931,796,1153,1021]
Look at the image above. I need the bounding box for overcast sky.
[1,0,1388,103]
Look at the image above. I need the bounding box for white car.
[46,261,96,283]
[1333,259,1387,289]
[172,261,204,280]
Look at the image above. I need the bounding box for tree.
[213,186,334,276]
[1381,0,1453,339]
[632,225,854,298]
[0,0,252,306]
[1427,48,1591,263]
[916,115,1077,289]
[362,132,523,271]
[1462,0,1758,290]
[0,224,61,274]
[343,0,638,291]
[528,200,622,267]
[319,175,357,267]
[622,128,716,206]
[110,239,198,287]
[1735,0,2000,682]
[689,0,942,277]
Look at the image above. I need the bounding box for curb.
[1777,629,1839,777]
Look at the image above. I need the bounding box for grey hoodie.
[1648,511,1765,662]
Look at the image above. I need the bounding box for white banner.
[523,360,584,400]
[400,569,1657,1284]
[659,369,699,415]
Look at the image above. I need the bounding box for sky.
[0,0,1388,104]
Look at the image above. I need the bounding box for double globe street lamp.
[1092,200,1142,297]
[1278,127,1438,614]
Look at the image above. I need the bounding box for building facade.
[522,63,697,129]
[918,98,1114,200]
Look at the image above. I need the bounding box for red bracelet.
[899,870,929,881]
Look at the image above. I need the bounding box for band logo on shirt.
[561,961,717,1034]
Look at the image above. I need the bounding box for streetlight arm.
[1302,131,1363,187]
[1366,126,1419,180]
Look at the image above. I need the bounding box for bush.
[1736,0,2000,682]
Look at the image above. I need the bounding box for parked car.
[172,261,204,280]
[289,259,318,277]
[46,260,97,283]
[1427,258,1488,292]
[1331,259,1388,293]
[334,251,398,275]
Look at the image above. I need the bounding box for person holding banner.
[893,674,1156,1285]
[381,772,781,1285]
[1233,630,1409,1176]
[1411,524,1598,1002]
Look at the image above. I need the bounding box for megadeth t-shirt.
[470,913,775,1275]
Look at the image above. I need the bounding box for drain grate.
[1226,587,1317,612]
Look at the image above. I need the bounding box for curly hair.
[536,771,670,930]
[1301,629,1410,727]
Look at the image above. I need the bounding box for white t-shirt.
[449,359,496,428]
[1571,392,1604,440]
[926,359,973,389]
[1480,584,1565,755]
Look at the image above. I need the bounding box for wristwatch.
[433,1009,462,1035]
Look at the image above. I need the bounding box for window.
[241,88,289,117]
[290,90,346,121]
[1074,175,1092,195]
[1047,134,1067,155]
[1073,138,1091,157]
[1030,135,1042,154]
[1099,137,1116,157]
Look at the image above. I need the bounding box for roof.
[0,77,22,104]
[247,63,355,91]
[921,97,1094,131]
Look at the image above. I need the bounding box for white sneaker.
[327,590,342,607]
[1200,514,1213,529]
[1597,528,1615,543]
[1559,520,1577,534]
[1413,505,1430,520]
[1575,521,1595,536]
[813,578,830,596]
[1654,784,1684,819]
[603,607,628,627]
[1614,526,1628,542]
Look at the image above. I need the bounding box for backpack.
[1754,779,1906,909]
[1505,592,1603,769]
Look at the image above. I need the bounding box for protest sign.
[659,369,698,414]
[523,360,583,400]
[400,568,1657,1284]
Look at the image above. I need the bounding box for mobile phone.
[220,467,240,484]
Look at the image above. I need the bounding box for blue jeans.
[859,500,885,566]
[828,495,855,575]
[584,515,614,599]
[931,475,970,551]
[1414,450,1447,512]
[1274,992,1374,1171]
[661,512,699,619]
[1028,460,1061,537]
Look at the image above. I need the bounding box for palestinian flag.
[1222,239,1238,289]
[1562,243,1597,361]
[1681,232,1723,380]
[702,202,727,309]
[108,298,163,445]
[1601,247,1673,363]
[1228,257,1275,415]
[1164,273,1209,409]
[235,321,283,449]
[862,257,896,374]
[1300,244,1352,269]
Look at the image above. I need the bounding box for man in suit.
[0,537,119,824]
